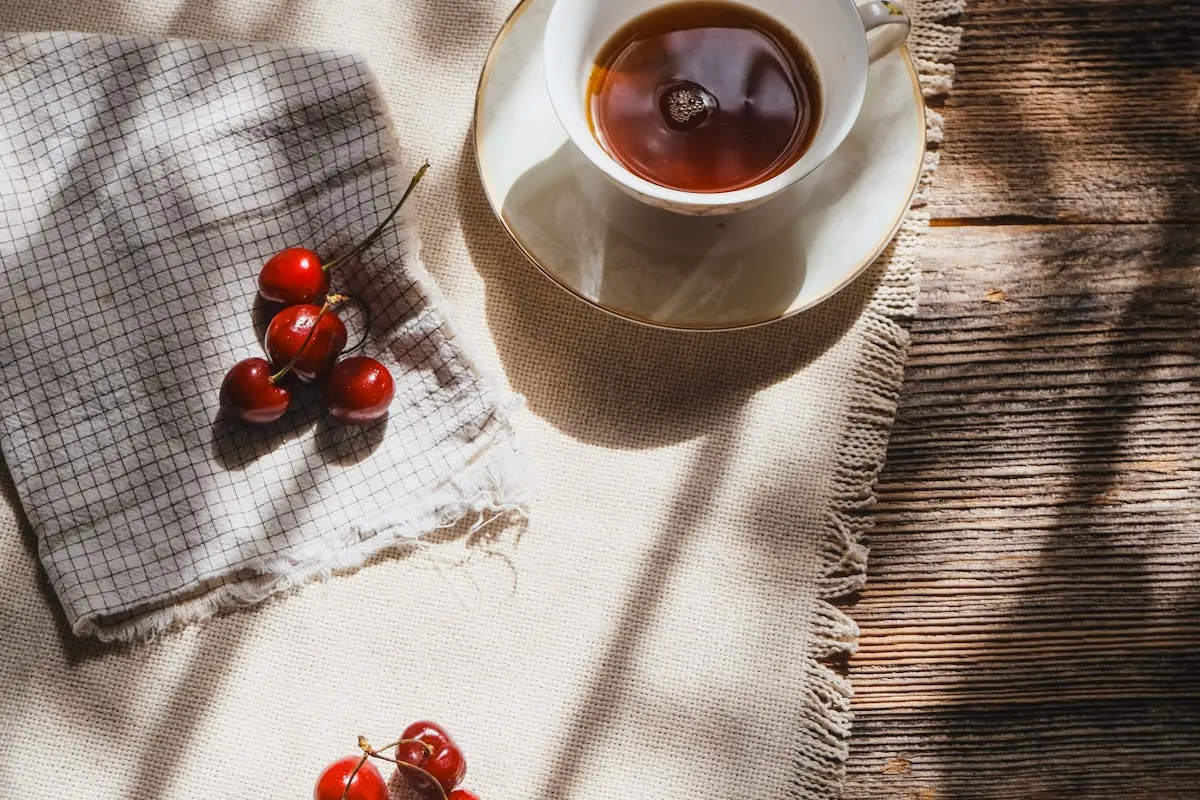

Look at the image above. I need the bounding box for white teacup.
[543,0,912,216]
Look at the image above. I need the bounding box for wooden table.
[846,1,1200,796]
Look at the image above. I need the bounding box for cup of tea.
[543,0,912,216]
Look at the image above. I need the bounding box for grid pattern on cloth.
[0,32,528,640]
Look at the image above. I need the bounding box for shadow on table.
[852,240,1200,792]
[457,138,878,450]
[847,1,1200,795]
[497,141,811,329]
[0,455,248,800]
[525,414,751,797]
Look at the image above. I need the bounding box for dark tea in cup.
[586,1,822,194]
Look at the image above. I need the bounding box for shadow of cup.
[457,137,883,449]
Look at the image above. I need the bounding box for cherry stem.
[322,162,431,274]
[369,737,433,758]
[339,293,373,354]
[340,751,371,800]
[269,293,348,383]
[356,736,443,800]
[364,753,448,800]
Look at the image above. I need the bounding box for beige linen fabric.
[0,1,963,798]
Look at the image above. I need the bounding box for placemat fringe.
[794,1,966,794]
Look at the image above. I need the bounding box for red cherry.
[264,304,348,383]
[447,791,481,800]
[218,358,290,423]
[314,756,388,800]
[258,247,329,305]
[326,357,395,425]
[396,740,429,766]
[397,720,467,795]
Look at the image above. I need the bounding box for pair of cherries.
[314,721,480,800]
[219,165,428,426]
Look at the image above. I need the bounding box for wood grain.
[846,223,1200,796]
[929,0,1200,222]
[849,2,1200,792]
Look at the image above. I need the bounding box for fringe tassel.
[793,3,966,796]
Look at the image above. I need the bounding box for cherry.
[396,739,430,766]
[264,300,348,383]
[256,162,429,305]
[259,247,330,305]
[447,791,481,800]
[221,297,341,423]
[395,720,467,796]
[326,356,395,425]
[218,357,290,423]
[314,755,388,800]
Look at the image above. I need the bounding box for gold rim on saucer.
[472,0,927,332]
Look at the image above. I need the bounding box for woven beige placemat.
[0,1,963,798]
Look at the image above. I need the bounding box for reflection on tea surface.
[587,1,821,193]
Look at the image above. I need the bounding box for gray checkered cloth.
[0,33,530,642]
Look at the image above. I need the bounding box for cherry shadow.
[312,413,388,465]
[209,385,323,471]
[252,292,278,345]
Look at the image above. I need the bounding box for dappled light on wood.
[844,0,1200,791]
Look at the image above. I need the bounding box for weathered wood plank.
[847,223,1200,796]
[845,702,1200,800]
[930,0,1200,222]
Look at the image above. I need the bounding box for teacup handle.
[857,0,912,62]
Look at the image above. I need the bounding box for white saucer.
[473,0,926,331]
